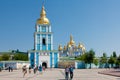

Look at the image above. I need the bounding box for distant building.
[58,35,86,57]
[28,5,59,68]
[0,61,29,69]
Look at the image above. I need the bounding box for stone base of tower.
[28,50,59,68]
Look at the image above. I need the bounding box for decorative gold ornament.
[67,42,71,48]
[63,46,67,51]
[37,6,50,24]
[58,44,63,51]
[78,43,83,48]
[69,35,75,46]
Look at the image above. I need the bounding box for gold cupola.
[58,44,63,51]
[63,46,67,51]
[78,43,83,49]
[37,6,50,24]
[69,35,75,46]
[67,42,71,48]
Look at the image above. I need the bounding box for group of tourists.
[8,66,13,72]
[22,64,74,79]
[22,64,45,77]
[0,66,13,72]
[33,65,43,74]
[65,65,74,80]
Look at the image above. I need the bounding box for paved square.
[0,69,119,80]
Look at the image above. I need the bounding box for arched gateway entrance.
[42,62,47,68]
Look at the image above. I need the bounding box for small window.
[42,38,46,45]
[42,27,46,32]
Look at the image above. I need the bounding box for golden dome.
[58,44,63,51]
[82,47,85,51]
[78,43,86,49]
[69,35,75,45]
[37,6,50,24]
[63,46,67,50]
[67,42,71,48]
[78,43,83,48]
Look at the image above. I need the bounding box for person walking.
[11,66,13,72]
[22,65,27,77]
[39,65,42,74]
[0,66,2,72]
[65,66,69,80]
[8,66,11,72]
[29,66,31,74]
[33,65,36,74]
[69,65,74,80]
[43,66,45,71]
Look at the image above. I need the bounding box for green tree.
[88,49,95,68]
[103,53,107,57]
[115,55,120,68]
[93,58,99,67]
[82,52,89,63]
[117,55,120,63]
[0,56,2,61]
[100,53,107,64]
[112,51,117,67]
[108,55,116,68]
[113,51,117,58]
[76,53,86,60]
[14,53,28,61]
[16,49,19,53]
[75,49,95,69]
[1,54,10,61]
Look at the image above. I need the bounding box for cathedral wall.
[39,55,50,67]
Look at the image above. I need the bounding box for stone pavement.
[98,69,120,77]
[0,68,120,80]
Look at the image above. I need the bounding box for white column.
[52,52,54,68]
[34,52,36,65]
[37,25,39,32]
[38,52,41,66]
[35,35,37,50]
[57,53,59,62]
[40,25,42,32]
[49,25,51,32]
[28,52,30,61]
[51,34,53,50]
[75,62,77,69]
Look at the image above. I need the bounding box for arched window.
[42,38,46,45]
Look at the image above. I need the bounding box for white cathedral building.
[28,5,59,68]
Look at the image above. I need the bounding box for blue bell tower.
[28,5,59,68]
[35,6,53,51]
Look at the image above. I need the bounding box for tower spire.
[40,5,46,18]
[37,1,50,25]
[69,34,75,45]
[70,34,73,41]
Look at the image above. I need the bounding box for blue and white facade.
[28,6,59,68]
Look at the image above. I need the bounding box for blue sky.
[0,0,120,57]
